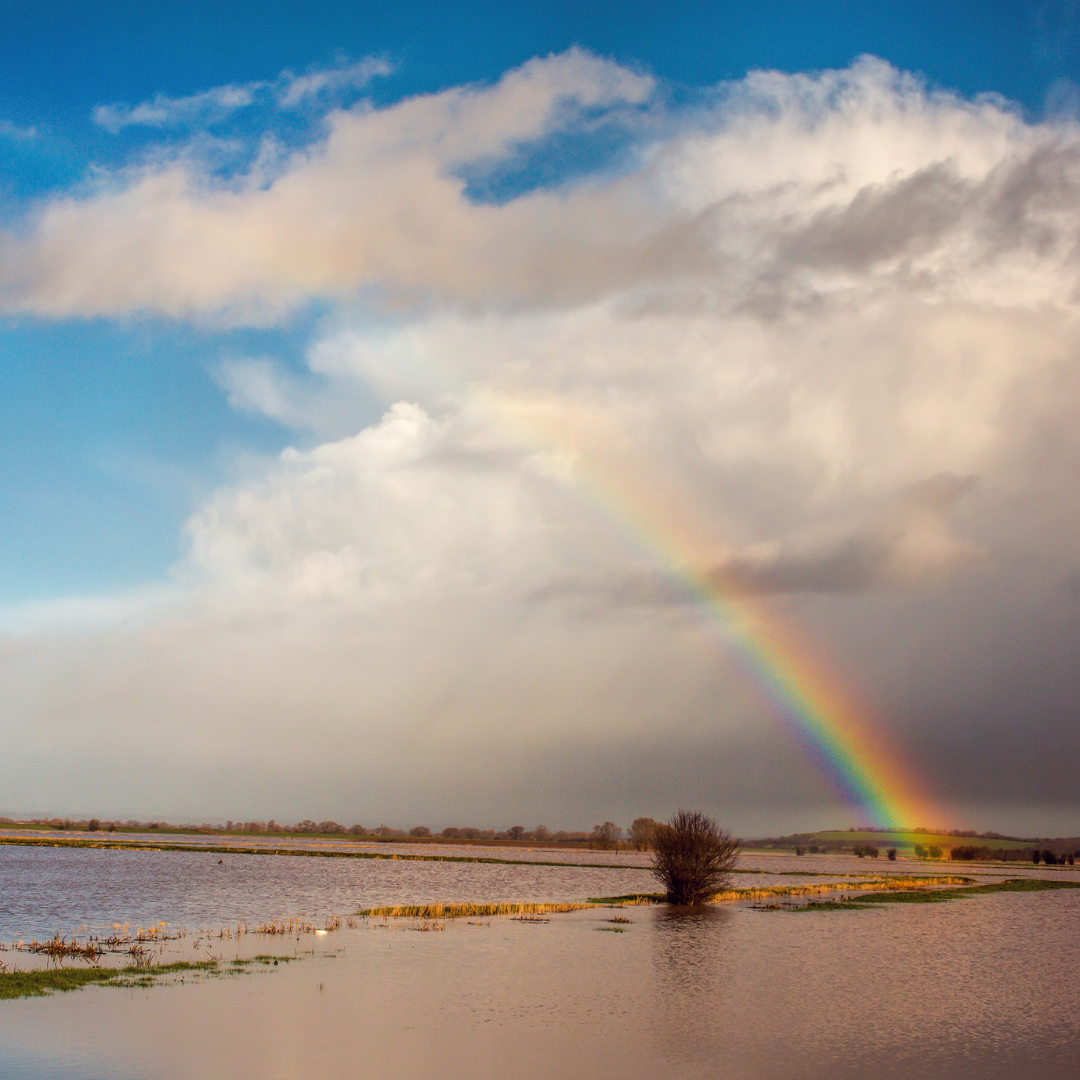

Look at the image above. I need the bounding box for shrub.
[533,825,551,842]
[928,846,942,859]
[409,826,431,837]
[88,819,100,832]
[887,848,897,860]
[652,810,739,904]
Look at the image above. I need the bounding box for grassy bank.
[0,834,649,872]
[794,877,1080,911]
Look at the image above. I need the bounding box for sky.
[2,1,1080,836]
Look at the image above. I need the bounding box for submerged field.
[2,841,1080,1080]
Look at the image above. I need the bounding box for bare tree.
[507,825,525,841]
[533,825,551,842]
[591,821,621,850]
[652,810,739,904]
[628,817,658,851]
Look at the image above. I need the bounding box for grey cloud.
[712,474,986,595]
[535,475,986,609]
[779,165,970,273]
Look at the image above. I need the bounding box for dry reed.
[354,901,593,920]
[708,875,970,904]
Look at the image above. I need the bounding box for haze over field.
[1,3,1080,835]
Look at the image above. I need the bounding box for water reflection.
[649,905,733,1071]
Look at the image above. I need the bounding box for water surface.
[3,843,1078,1079]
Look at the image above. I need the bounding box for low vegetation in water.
[794,877,1080,911]
[354,901,592,920]
[590,875,969,906]
[0,960,220,1000]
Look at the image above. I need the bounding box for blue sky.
[2,1,1076,601]
[3,2,1080,831]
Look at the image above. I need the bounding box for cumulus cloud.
[2,54,1080,829]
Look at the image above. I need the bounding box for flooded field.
[2,839,1079,1079]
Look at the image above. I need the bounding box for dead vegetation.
[354,901,592,920]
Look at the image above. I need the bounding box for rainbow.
[498,395,938,830]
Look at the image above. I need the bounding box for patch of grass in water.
[794,877,1080,912]
[589,893,665,905]
[591,876,968,907]
[0,960,220,1000]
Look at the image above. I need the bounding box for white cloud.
[93,84,263,133]
[0,119,37,141]
[5,54,1077,331]
[275,57,394,109]
[92,56,393,133]
[3,55,1080,827]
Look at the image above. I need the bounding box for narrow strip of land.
[0,834,645,871]
[792,877,1080,910]
[0,957,296,1000]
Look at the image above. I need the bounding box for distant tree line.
[947,845,1077,864]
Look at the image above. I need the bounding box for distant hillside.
[745,829,1080,859]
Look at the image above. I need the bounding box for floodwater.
[2,840,1079,1080]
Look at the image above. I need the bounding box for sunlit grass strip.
[709,875,970,903]
[355,901,593,919]
[795,877,1080,911]
[590,875,971,906]
[590,893,666,904]
[0,835,649,872]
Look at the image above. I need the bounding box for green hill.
[745,829,1079,856]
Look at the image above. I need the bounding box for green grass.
[0,960,220,1000]
[590,892,666,905]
